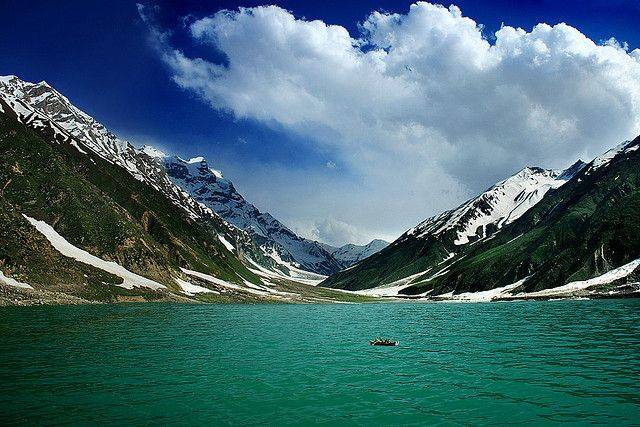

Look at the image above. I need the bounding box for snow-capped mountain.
[0,75,216,222]
[322,159,588,291]
[403,162,586,246]
[0,75,340,277]
[149,152,342,275]
[323,136,640,296]
[320,239,389,268]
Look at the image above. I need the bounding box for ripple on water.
[0,300,639,425]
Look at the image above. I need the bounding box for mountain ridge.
[0,75,349,277]
[320,239,389,269]
[397,136,640,299]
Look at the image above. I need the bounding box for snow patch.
[217,234,234,252]
[210,168,223,179]
[24,215,166,290]
[141,145,167,158]
[445,277,529,302]
[70,141,88,154]
[517,258,640,297]
[174,277,217,296]
[180,268,269,296]
[0,270,33,289]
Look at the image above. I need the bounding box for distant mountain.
[156,153,342,275]
[320,239,389,268]
[322,161,585,291]
[321,142,640,299]
[0,75,370,304]
[0,75,341,278]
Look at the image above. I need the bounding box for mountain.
[156,153,342,275]
[397,137,640,300]
[322,138,640,300]
[0,106,258,302]
[0,75,369,304]
[321,161,585,291]
[0,75,341,278]
[405,162,586,246]
[320,239,389,268]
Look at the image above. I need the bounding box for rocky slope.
[320,239,389,269]
[322,161,585,291]
[0,75,342,278]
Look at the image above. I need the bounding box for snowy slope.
[588,140,638,171]
[23,215,166,290]
[0,75,341,277]
[157,154,342,275]
[321,239,389,268]
[404,162,585,246]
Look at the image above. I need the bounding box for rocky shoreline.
[0,284,95,306]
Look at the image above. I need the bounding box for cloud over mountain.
[142,2,640,239]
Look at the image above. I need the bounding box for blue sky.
[2,0,640,245]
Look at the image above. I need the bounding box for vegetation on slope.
[402,137,640,295]
[0,111,259,299]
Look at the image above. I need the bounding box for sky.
[2,0,640,246]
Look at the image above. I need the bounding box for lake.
[1,300,639,425]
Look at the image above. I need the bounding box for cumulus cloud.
[141,2,640,243]
[298,218,372,247]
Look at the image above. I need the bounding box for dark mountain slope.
[401,137,640,296]
[0,109,260,299]
[322,163,583,291]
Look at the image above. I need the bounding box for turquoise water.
[1,300,639,425]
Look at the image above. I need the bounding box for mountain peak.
[558,159,587,181]
[141,145,167,158]
[509,166,555,181]
[187,156,205,164]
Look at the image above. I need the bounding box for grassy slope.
[322,137,640,295]
[321,235,452,291]
[402,137,640,295]
[0,111,260,299]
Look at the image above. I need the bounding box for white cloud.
[143,2,640,242]
[325,160,337,169]
[296,218,372,247]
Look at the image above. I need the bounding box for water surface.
[1,300,639,425]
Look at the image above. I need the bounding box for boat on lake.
[370,338,398,346]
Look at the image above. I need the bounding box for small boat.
[369,338,398,346]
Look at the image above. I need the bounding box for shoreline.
[2,282,639,307]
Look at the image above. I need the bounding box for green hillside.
[402,137,640,295]
[0,111,260,300]
[322,137,640,296]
